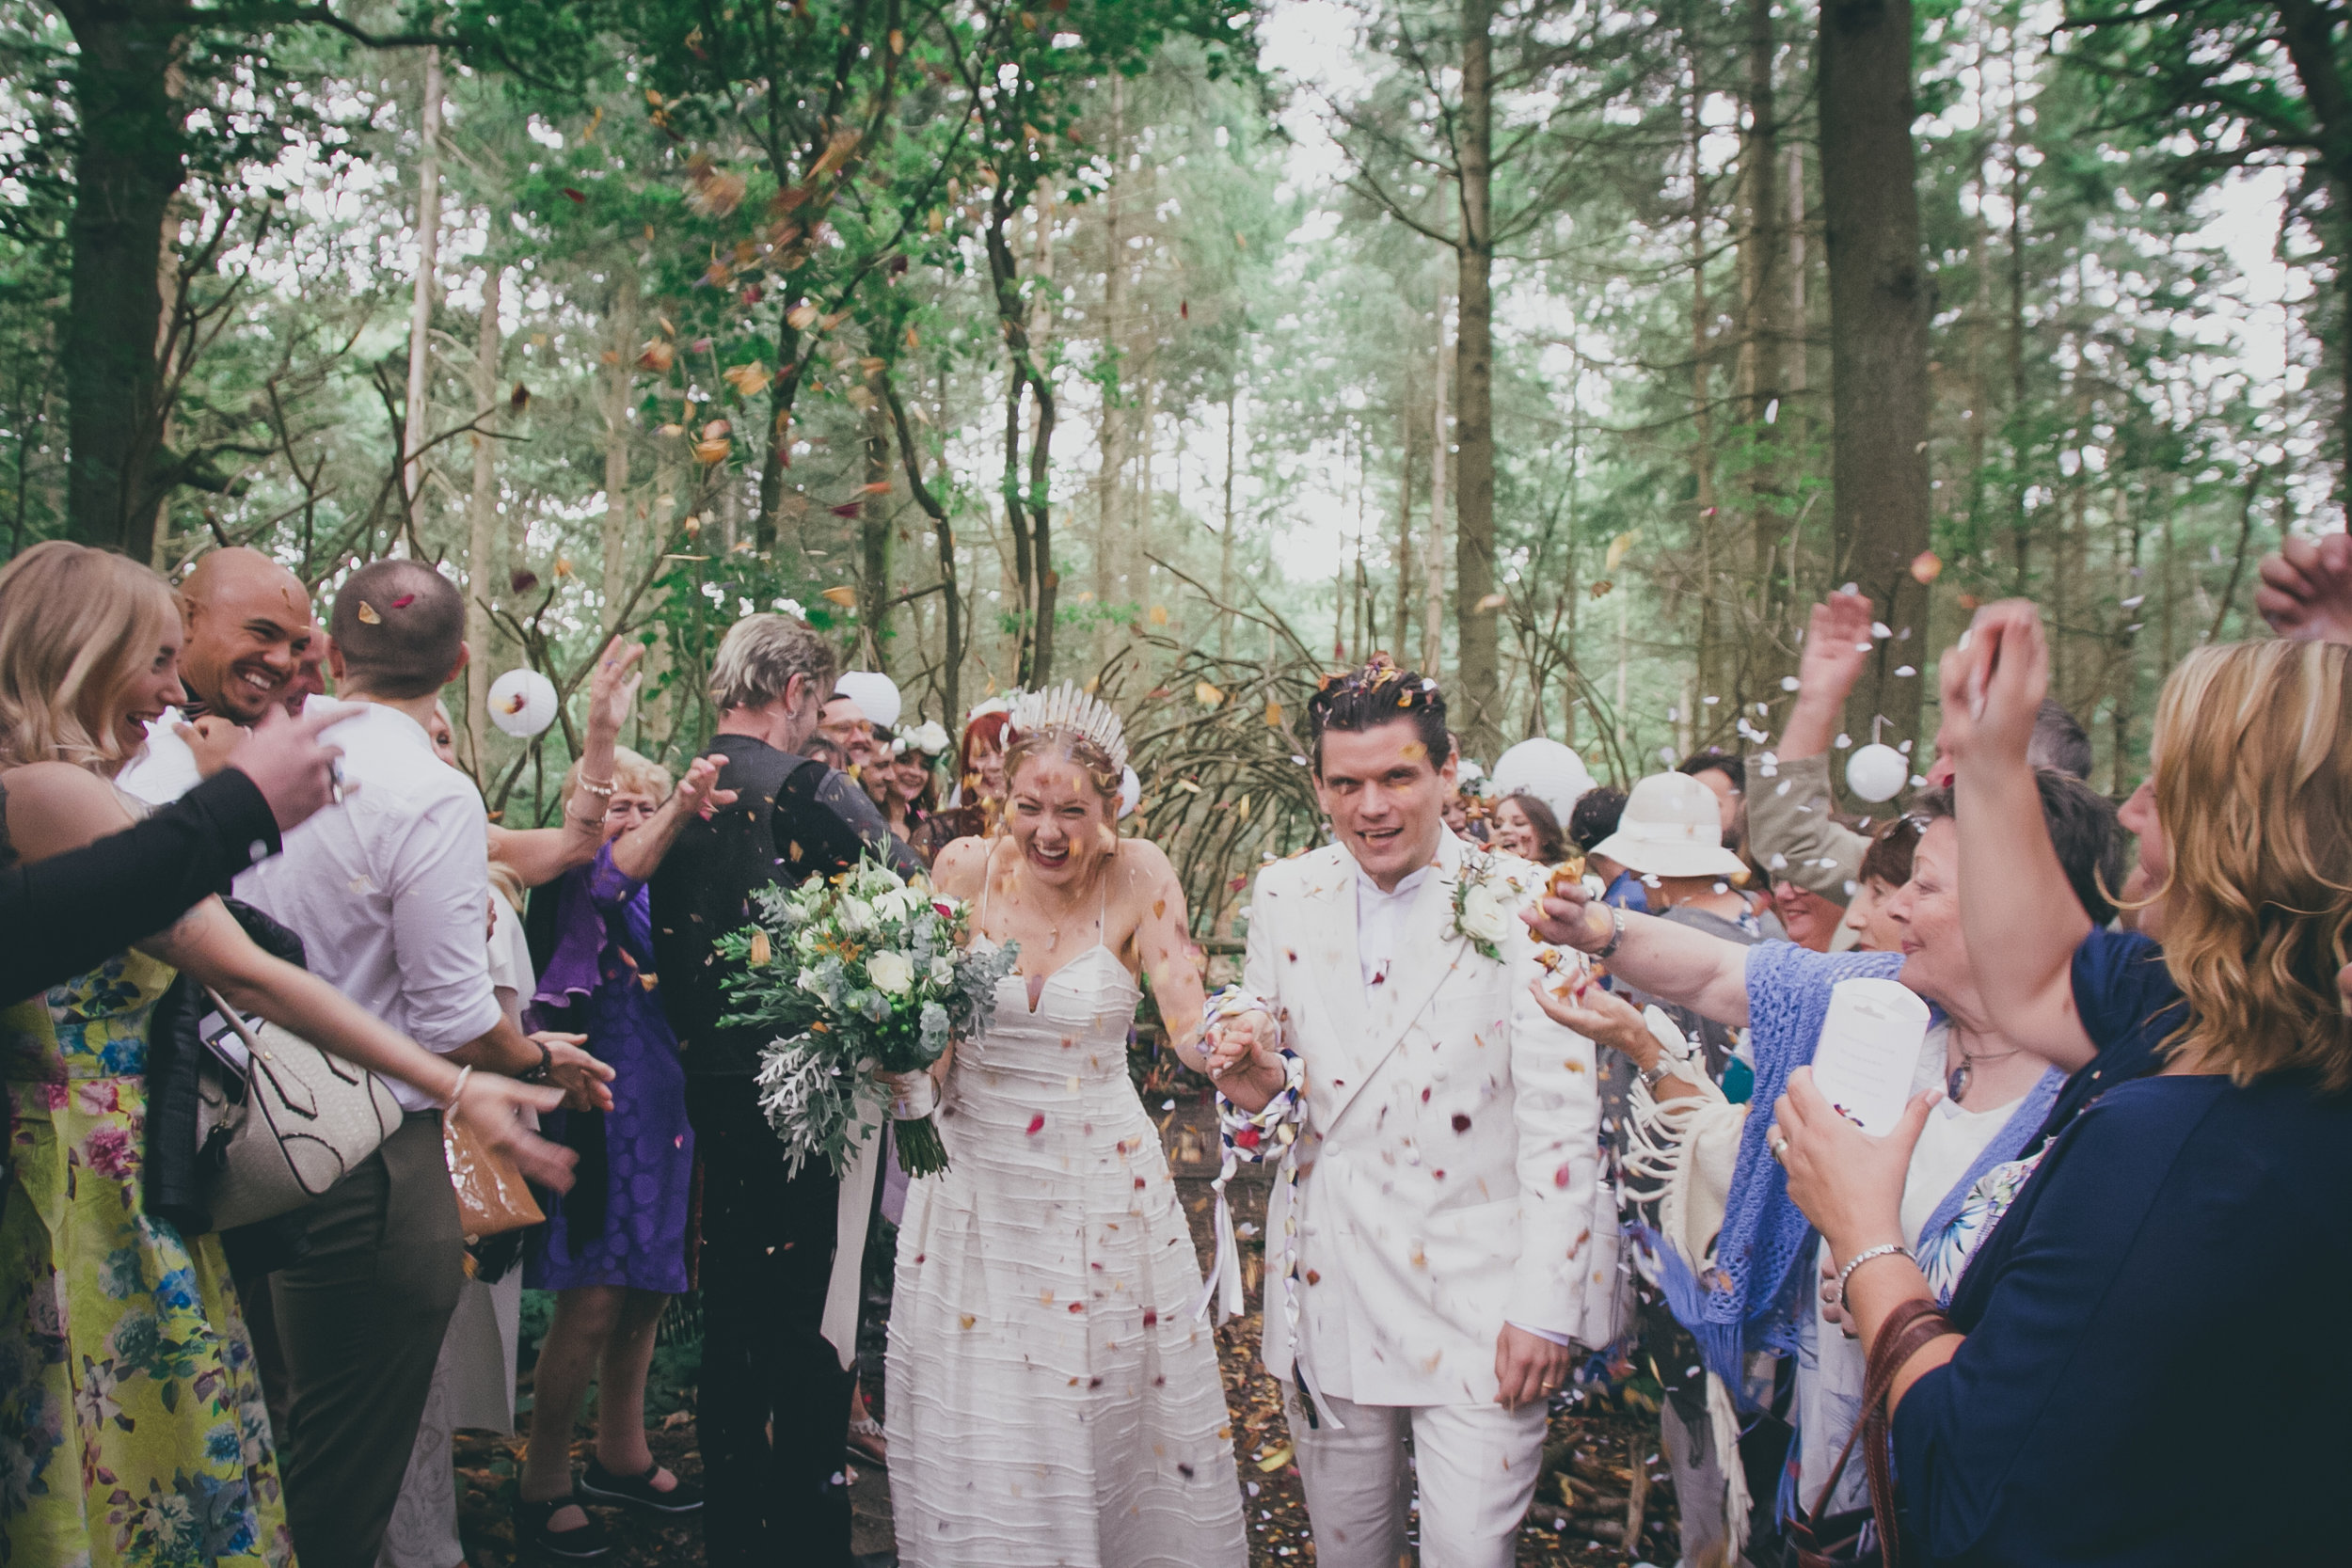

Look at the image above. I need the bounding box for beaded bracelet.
[1836,1243,1914,1313]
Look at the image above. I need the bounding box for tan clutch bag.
[441,1109,545,1240]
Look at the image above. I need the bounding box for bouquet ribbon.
[819,1128,884,1370]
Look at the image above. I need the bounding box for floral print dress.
[1,948,293,1568]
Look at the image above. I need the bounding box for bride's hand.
[1204,1008,1276,1080]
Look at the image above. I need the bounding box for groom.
[1211,658,1607,1568]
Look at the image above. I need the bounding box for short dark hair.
[330,560,464,700]
[1680,748,1743,794]
[1911,768,2123,925]
[1859,814,1923,888]
[2028,699,2093,780]
[1308,657,1449,773]
[1500,791,1568,863]
[1567,785,1627,852]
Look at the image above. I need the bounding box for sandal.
[578,1458,703,1516]
[515,1496,611,1560]
[848,1415,889,1469]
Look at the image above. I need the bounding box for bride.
[885,685,1247,1567]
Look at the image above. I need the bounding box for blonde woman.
[0,543,572,1568]
[1776,615,2352,1561]
[886,687,1246,1568]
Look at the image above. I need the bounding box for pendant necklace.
[1947,1026,2022,1105]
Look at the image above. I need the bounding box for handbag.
[1782,1297,1954,1568]
[442,1104,545,1241]
[194,989,405,1230]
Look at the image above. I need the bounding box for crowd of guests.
[7,519,2352,1568]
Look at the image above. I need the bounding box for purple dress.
[525,845,693,1294]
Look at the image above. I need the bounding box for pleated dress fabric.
[884,942,1246,1568]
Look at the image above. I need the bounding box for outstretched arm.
[1938,602,2097,1070]
[608,755,737,883]
[485,639,645,888]
[1522,881,1754,1029]
[2257,531,2352,644]
[1752,591,1878,903]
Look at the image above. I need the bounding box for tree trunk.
[1218,388,1238,658]
[600,275,638,633]
[402,47,444,540]
[859,360,892,669]
[1424,301,1449,676]
[465,266,502,775]
[58,0,186,562]
[1094,73,1129,662]
[1394,399,1415,657]
[1739,0,1792,692]
[883,370,961,723]
[1819,0,1933,748]
[1451,0,1500,753]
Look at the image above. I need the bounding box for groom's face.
[1315,721,1457,890]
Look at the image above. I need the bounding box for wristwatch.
[1592,904,1628,960]
[519,1038,553,1085]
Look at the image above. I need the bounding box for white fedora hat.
[1592,771,1749,879]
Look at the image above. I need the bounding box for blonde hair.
[560,745,672,816]
[2152,639,2352,1091]
[708,613,835,714]
[0,542,181,776]
[487,858,528,916]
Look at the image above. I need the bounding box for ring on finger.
[1770,1135,1790,1164]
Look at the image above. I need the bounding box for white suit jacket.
[1245,829,1606,1408]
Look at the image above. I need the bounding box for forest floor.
[450,1094,1684,1566]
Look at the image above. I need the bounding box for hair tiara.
[1008,682,1129,776]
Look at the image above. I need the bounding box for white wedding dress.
[884,899,1247,1567]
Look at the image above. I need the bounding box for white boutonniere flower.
[1447,850,1534,961]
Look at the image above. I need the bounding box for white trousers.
[1283,1385,1549,1568]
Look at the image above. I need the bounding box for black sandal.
[578,1458,704,1516]
[515,1496,612,1560]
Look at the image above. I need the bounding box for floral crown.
[1007,682,1129,775]
[893,720,953,758]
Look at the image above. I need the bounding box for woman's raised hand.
[1934,600,2048,771]
[585,638,647,740]
[670,754,738,820]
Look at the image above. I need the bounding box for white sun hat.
[1593,771,1749,879]
[1489,737,1595,825]
[833,671,901,730]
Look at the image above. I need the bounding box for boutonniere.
[1447,849,1537,962]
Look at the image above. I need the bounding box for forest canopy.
[0,0,2337,930]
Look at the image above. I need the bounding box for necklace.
[1946,1027,2024,1104]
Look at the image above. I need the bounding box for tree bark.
[859,360,892,669]
[1738,0,1793,692]
[886,371,961,724]
[465,266,502,774]
[1424,301,1449,677]
[58,0,187,562]
[601,274,638,633]
[1094,72,1129,662]
[1218,387,1238,658]
[1451,0,1500,753]
[1819,0,1932,748]
[402,47,444,540]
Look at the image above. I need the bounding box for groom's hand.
[1494,1323,1573,1410]
[1204,1008,1275,1078]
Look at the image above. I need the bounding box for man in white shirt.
[1207,658,1606,1568]
[119,546,322,805]
[236,559,612,1568]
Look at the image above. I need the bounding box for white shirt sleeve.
[378,788,505,1053]
[116,711,202,806]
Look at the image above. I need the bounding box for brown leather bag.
[1782,1297,1955,1568]
[442,1110,545,1241]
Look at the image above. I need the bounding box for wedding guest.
[1767,875,1846,953]
[1774,632,2352,1562]
[1568,785,1645,913]
[0,541,572,1568]
[1679,748,1748,858]
[1525,763,2122,1534]
[930,700,1013,845]
[1490,788,1567,864]
[0,705,348,1005]
[516,748,730,1559]
[890,686,1247,1566]
[236,560,613,1568]
[118,546,321,804]
[642,615,912,1568]
[1842,815,1921,953]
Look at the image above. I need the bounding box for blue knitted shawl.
[1693,942,1910,1386]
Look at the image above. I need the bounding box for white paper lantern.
[1846,742,1909,803]
[1490,738,1597,826]
[833,671,902,730]
[1118,766,1141,820]
[488,669,560,737]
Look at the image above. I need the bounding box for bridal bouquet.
[718,857,1018,1178]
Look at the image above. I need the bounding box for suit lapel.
[1299,854,1374,1081]
[1369,830,1470,1055]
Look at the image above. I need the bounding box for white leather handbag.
[195,990,405,1230]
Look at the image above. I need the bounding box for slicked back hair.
[330,560,465,700]
[709,612,835,714]
[1307,656,1450,774]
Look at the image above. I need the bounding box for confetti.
[356,600,381,625]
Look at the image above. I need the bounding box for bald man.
[121,547,323,805]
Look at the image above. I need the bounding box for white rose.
[914,720,950,753]
[929,955,957,987]
[1458,880,1516,947]
[796,967,824,994]
[866,950,915,994]
[839,897,877,934]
